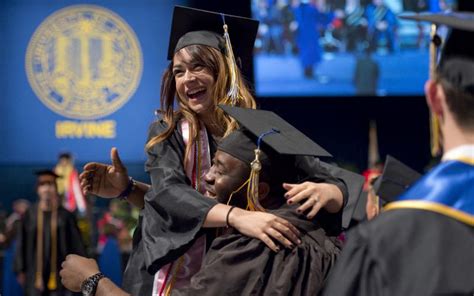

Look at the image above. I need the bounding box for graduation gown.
[13,204,86,296]
[323,158,474,295]
[173,204,341,296]
[122,120,348,295]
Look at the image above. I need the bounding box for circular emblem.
[26,5,143,120]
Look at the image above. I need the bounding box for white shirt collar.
[442,144,474,162]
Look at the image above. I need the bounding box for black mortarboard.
[399,12,474,94]
[218,105,332,211]
[219,105,332,158]
[58,152,72,159]
[320,162,365,229]
[372,155,422,204]
[34,169,59,178]
[167,6,259,65]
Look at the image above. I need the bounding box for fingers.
[271,219,302,246]
[83,162,101,171]
[286,188,313,205]
[283,182,305,199]
[259,233,280,252]
[266,228,293,250]
[305,201,323,220]
[111,147,126,173]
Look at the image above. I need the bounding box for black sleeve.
[13,208,30,274]
[63,210,86,256]
[295,156,349,207]
[322,225,384,295]
[141,121,218,274]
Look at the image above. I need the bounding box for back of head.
[437,25,474,130]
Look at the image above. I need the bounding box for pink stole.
[152,120,211,296]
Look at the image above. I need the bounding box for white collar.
[442,145,474,162]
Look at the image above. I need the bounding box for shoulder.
[147,119,170,139]
[349,208,474,255]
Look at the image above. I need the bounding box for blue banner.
[1,0,188,164]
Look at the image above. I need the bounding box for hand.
[60,255,100,292]
[228,207,301,252]
[79,147,129,198]
[283,181,343,219]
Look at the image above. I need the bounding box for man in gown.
[172,106,345,295]
[14,170,85,296]
[323,11,474,295]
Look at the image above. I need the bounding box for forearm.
[96,278,130,296]
[202,203,233,228]
[125,181,150,209]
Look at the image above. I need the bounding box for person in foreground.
[323,12,474,295]
[78,6,347,295]
[60,106,344,295]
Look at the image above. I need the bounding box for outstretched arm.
[79,147,150,209]
[60,255,130,296]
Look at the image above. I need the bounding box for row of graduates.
[22,5,474,296]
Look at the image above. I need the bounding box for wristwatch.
[80,272,105,296]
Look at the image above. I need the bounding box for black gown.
[14,204,86,296]
[122,120,348,295]
[172,204,341,296]
[322,208,474,295]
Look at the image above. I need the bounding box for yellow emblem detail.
[25,5,143,119]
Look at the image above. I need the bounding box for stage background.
[0,0,433,211]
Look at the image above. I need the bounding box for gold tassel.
[246,149,265,212]
[47,272,57,290]
[47,205,58,291]
[429,23,442,157]
[222,17,240,105]
[35,205,44,291]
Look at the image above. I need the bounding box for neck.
[441,116,474,153]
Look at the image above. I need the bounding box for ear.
[425,79,445,119]
[258,182,271,202]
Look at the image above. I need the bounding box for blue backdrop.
[1,0,188,164]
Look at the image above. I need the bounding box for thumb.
[110,147,126,173]
[282,183,295,190]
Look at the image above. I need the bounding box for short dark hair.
[437,76,474,131]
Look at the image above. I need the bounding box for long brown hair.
[145,45,256,166]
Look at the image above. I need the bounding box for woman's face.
[173,48,216,117]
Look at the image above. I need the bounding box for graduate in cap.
[74,6,348,296]
[14,170,85,296]
[323,11,474,295]
[173,105,348,295]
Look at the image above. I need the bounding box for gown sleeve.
[322,224,384,295]
[13,208,30,274]
[141,120,218,274]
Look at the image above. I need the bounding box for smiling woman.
[70,6,347,296]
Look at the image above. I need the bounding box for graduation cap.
[372,155,422,204]
[34,169,59,178]
[218,105,332,211]
[399,12,474,155]
[219,105,332,158]
[320,162,365,229]
[168,6,258,102]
